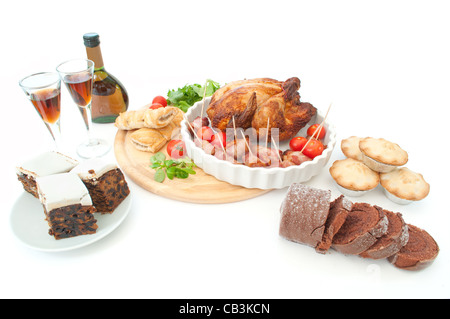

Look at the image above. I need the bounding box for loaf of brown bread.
[359,206,409,259]
[388,224,439,271]
[279,183,331,248]
[278,184,439,271]
[331,202,389,255]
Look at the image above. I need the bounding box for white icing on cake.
[16,151,79,178]
[70,158,117,183]
[36,172,92,212]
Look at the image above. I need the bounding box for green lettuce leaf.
[167,79,221,112]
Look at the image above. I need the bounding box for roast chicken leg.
[206,77,316,141]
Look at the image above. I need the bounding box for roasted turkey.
[206,77,316,141]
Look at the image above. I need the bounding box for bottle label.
[86,46,104,69]
[91,85,127,121]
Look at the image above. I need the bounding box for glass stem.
[45,119,62,150]
[78,103,98,146]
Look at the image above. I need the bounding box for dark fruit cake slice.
[36,172,97,240]
[16,151,79,198]
[71,158,130,214]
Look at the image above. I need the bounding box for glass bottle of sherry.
[83,33,129,123]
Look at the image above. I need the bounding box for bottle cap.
[83,33,100,48]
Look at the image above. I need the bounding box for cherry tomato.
[150,102,164,110]
[167,139,185,159]
[307,124,326,139]
[197,126,214,142]
[302,139,324,159]
[210,131,227,149]
[289,136,308,151]
[152,95,167,107]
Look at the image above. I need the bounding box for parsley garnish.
[150,152,196,183]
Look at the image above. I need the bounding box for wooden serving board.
[114,129,271,204]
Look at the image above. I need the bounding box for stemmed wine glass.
[57,58,110,158]
[19,72,62,149]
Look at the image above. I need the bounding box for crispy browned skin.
[206,77,316,141]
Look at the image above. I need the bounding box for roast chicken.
[206,77,316,141]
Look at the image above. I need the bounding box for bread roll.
[129,128,167,153]
[115,107,179,130]
[129,117,182,153]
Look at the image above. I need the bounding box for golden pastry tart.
[341,136,364,161]
[380,167,430,204]
[329,158,380,197]
[359,137,408,173]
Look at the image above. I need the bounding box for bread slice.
[359,206,409,259]
[331,202,388,255]
[388,224,439,270]
[315,195,352,254]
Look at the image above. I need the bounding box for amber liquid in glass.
[30,88,61,124]
[63,73,92,107]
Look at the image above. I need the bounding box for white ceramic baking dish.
[180,97,336,189]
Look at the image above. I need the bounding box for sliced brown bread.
[359,206,409,259]
[315,195,352,254]
[279,183,331,248]
[331,202,389,255]
[278,185,439,271]
[388,224,439,271]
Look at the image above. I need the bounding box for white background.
[1,0,449,298]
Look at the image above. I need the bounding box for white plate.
[181,97,336,189]
[10,192,132,252]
